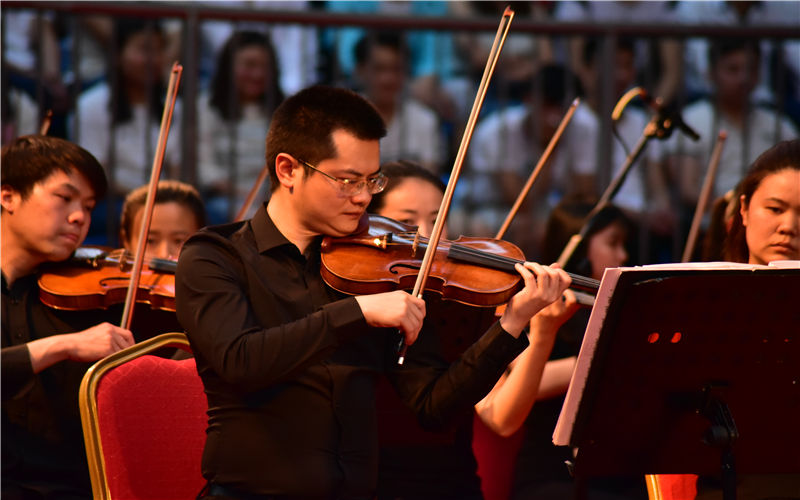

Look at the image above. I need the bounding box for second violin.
[38,247,176,312]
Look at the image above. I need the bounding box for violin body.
[320,216,524,307]
[38,247,176,312]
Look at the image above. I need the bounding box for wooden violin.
[38,247,176,312]
[320,215,600,308]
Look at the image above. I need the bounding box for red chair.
[645,474,698,500]
[472,413,526,500]
[79,332,207,499]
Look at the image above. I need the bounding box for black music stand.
[553,264,800,499]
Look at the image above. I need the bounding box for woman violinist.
[367,160,578,499]
[505,199,642,500]
[119,179,206,260]
[687,139,800,499]
[1,135,134,499]
[723,139,800,265]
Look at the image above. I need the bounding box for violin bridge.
[412,231,420,258]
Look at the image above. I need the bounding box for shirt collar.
[252,203,293,254]
[252,203,324,258]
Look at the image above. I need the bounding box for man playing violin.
[1,135,134,499]
[175,85,572,499]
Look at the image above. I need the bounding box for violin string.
[386,235,599,290]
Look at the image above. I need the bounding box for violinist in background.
[175,85,572,499]
[369,160,578,499]
[506,199,645,500]
[1,135,134,500]
[672,138,800,500]
[723,139,800,265]
[119,180,206,260]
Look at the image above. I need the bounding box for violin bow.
[120,62,183,330]
[39,110,53,135]
[234,163,270,221]
[495,98,579,240]
[397,7,515,364]
[681,130,727,262]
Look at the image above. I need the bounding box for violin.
[320,215,600,308]
[38,247,176,312]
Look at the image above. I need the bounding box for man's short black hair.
[265,85,386,192]
[528,64,578,106]
[582,37,637,68]
[709,37,760,69]
[1,135,108,202]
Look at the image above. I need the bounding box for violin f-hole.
[389,263,421,275]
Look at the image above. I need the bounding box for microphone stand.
[556,98,697,268]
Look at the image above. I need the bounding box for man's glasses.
[297,158,387,197]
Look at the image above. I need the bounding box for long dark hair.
[541,199,634,277]
[110,19,166,125]
[723,139,800,263]
[209,31,284,121]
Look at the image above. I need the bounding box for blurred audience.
[197,30,284,223]
[463,64,595,259]
[73,18,181,195]
[665,38,798,210]
[354,31,445,174]
[556,0,683,106]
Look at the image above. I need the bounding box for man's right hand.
[27,322,135,374]
[67,322,135,362]
[355,291,426,346]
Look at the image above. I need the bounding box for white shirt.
[380,98,445,171]
[468,104,597,208]
[196,96,271,199]
[73,82,183,192]
[604,106,662,213]
[676,0,800,104]
[666,100,798,198]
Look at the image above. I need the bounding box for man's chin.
[50,245,79,262]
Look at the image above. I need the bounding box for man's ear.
[274,154,299,192]
[0,185,21,214]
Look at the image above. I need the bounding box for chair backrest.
[79,332,208,500]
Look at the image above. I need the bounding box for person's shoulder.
[683,99,712,117]
[403,98,439,123]
[478,105,527,132]
[572,104,599,128]
[188,220,249,245]
[181,221,250,258]
[78,81,110,106]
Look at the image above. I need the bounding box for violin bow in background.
[120,62,183,330]
[556,87,701,268]
[397,6,514,365]
[681,130,727,262]
[39,110,54,135]
[495,98,579,240]
[234,163,270,221]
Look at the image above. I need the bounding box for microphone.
[639,90,701,142]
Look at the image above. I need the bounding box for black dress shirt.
[2,273,102,498]
[1,270,183,499]
[175,205,527,498]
